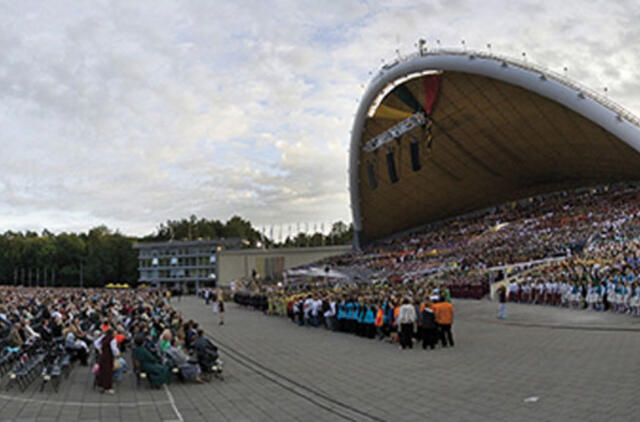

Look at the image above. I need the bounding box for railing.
[373,48,640,129]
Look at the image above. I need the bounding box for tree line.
[0,216,352,287]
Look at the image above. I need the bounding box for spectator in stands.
[192,329,221,375]
[134,335,171,388]
[23,319,40,343]
[9,322,23,347]
[51,317,63,340]
[159,329,173,353]
[166,338,204,383]
[38,318,53,342]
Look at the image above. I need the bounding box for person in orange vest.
[392,299,401,344]
[432,298,454,347]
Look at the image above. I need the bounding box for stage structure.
[349,48,640,247]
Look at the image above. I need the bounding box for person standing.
[396,298,416,349]
[216,288,225,326]
[497,285,507,319]
[96,329,116,394]
[374,301,385,340]
[420,299,437,350]
[212,290,219,314]
[433,298,455,347]
[324,296,337,331]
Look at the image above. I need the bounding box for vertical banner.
[424,74,442,115]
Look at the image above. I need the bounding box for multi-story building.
[133,239,245,291]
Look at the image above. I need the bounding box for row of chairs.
[0,346,20,377]
[3,340,75,393]
[5,348,47,392]
[39,345,72,392]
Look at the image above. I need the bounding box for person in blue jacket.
[363,301,376,339]
[336,297,346,332]
[345,299,355,333]
[353,297,363,336]
[385,297,396,338]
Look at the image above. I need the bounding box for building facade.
[133,239,244,291]
[216,245,351,287]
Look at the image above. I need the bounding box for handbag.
[113,357,123,371]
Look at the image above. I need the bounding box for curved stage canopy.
[349,50,640,248]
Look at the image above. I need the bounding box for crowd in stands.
[235,281,455,350]
[236,183,640,339]
[0,287,221,394]
[504,236,640,316]
[288,183,640,299]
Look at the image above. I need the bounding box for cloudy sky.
[1,0,638,236]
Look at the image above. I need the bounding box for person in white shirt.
[303,296,313,326]
[396,298,417,349]
[508,281,518,302]
[536,281,544,305]
[310,296,323,327]
[95,330,127,382]
[23,320,41,342]
[323,297,336,331]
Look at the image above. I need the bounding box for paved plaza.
[1,297,639,422]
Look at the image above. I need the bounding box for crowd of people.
[501,236,640,316]
[235,183,640,339]
[5,182,640,393]
[0,287,221,394]
[235,281,456,350]
[286,183,640,298]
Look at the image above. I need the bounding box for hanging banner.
[424,74,442,115]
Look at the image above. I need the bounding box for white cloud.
[0,0,638,235]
